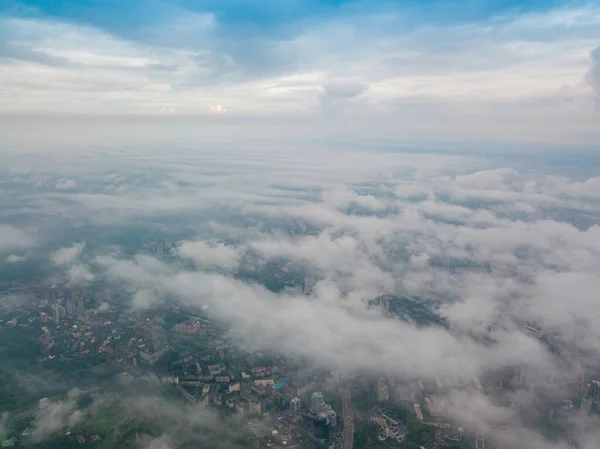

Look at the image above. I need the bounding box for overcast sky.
[1,0,600,144]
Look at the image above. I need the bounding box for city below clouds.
[1,1,600,448]
[1,130,600,446]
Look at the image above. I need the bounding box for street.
[341,384,354,449]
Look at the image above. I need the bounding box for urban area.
[0,244,598,449]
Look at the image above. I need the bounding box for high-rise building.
[377,378,389,402]
[381,296,390,314]
[581,396,593,415]
[327,408,337,428]
[290,397,301,412]
[387,375,396,387]
[65,300,75,317]
[51,304,66,323]
[311,392,325,414]
[76,297,85,314]
[313,413,330,440]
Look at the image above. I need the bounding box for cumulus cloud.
[55,178,77,189]
[0,225,36,253]
[31,389,89,441]
[66,264,95,284]
[51,242,85,266]
[177,240,241,271]
[321,186,387,211]
[5,253,27,263]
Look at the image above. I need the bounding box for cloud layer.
[2,121,600,446]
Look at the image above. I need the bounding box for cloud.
[177,240,241,271]
[5,253,27,263]
[31,389,89,441]
[321,186,387,211]
[319,81,368,112]
[1,3,598,143]
[55,178,77,189]
[51,242,85,265]
[589,45,600,108]
[4,129,600,447]
[66,264,95,284]
[0,225,36,253]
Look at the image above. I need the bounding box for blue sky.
[0,0,599,144]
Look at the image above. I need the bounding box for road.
[341,384,354,449]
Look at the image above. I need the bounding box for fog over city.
[0,119,599,448]
[1,1,600,448]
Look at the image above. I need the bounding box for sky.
[1,0,600,144]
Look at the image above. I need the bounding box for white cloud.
[66,264,94,284]
[51,242,85,265]
[0,225,36,253]
[6,253,27,263]
[55,178,77,189]
[321,186,387,211]
[177,240,241,271]
[0,4,599,143]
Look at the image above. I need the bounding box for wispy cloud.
[0,2,599,142]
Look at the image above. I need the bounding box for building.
[76,297,85,313]
[371,408,405,441]
[139,347,169,365]
[381,296,390,313]
[65,300,76,317]
[229,382,241,393]
[241,390,261,404]
[327,408,337,428]
[377,378,389,402]
[313,412,330,440]
[581,396,593,415]
[215,376,231,383]
[173,320,201,334]
[51,304,66,323]
[290,397,301,412]
[161,376,179,385]
[254,378,275,387]
[249,401,262,415]
[311,392,325,414]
